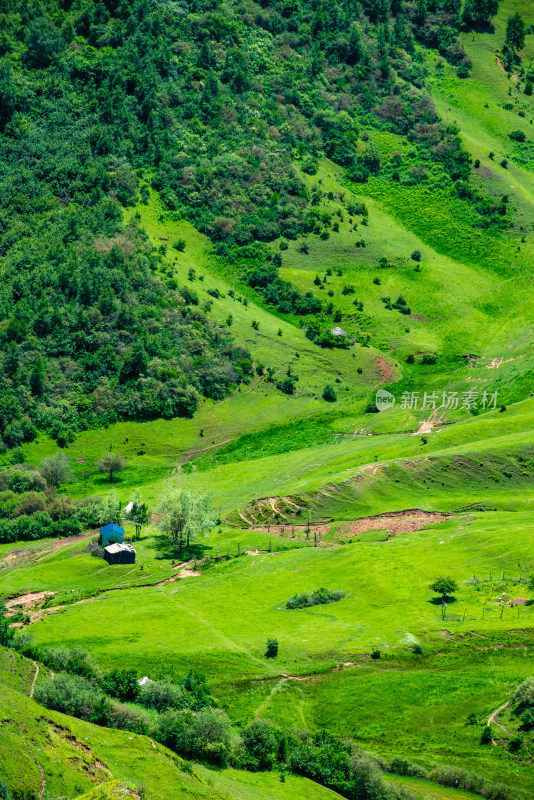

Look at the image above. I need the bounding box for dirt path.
[29,661,39,698]
[254,677,288,718]
[7,559,203,627]
[488,701,510,735]
[182,436,238,465]
[372,356,399,391]
[1,531,97,573]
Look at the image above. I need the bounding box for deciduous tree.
[429,576,458,600]
[97,452,126,482]
[159,490,214,552]
[39,452,73,487]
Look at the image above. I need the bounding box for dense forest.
[0,0,505,446]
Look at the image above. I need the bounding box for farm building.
[100,522,124,546]
[104,542,136,565]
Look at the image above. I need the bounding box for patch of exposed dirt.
[6,592,55,612]
[248,508,452,541]
[411,313,429,323]
[173,566,201,579]
[414,409,446,435]
[372,356,398,390]
[484,355,524,369]
[331,509,452,538]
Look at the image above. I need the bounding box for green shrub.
[286,588,346,609]
[322,385,337,402]
[389,756,427,778]
[513,676,534,707]
[107,700,153,735]
[509,130,526,142]
[156,707,234,766]
[141,681,192,712]
[242,720,277,770]
[102,668,140,703]
[430,764,484,793]
[34,673,102,721]
[480,726,492,744]
[265,638,279,659]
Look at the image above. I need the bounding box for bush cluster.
[0,460,110,544]
[286,588,346,609]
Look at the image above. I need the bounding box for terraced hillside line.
[243,508,453,540]
[22,740,46,797]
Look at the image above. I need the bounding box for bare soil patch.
[414,409,446,435]
[249,509,452,540]
[6,591,55,612]
[372,356,398,390]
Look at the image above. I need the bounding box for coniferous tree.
[505,13,526,55]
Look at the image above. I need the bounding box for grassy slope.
[9,512,532,794]
[0,647,347,800]
[3,9,534,797]
[23,512,534,676]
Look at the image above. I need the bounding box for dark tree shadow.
[429,595,457,605]
[151,534,213,562]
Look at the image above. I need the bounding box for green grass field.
[3,7,534,798]
[2,510,531,794]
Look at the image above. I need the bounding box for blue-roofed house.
[100,522,125,546]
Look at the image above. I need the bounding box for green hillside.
[2,0,534,798]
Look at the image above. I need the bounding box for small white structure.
[138,676,153,687]
[331,326,347,337]
[124,501,134,514]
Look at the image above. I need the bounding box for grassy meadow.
[4,8,534,799]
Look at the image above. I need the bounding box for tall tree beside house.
[159,490,215,553]
[98,492,123,527]
[126,490,149,540]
